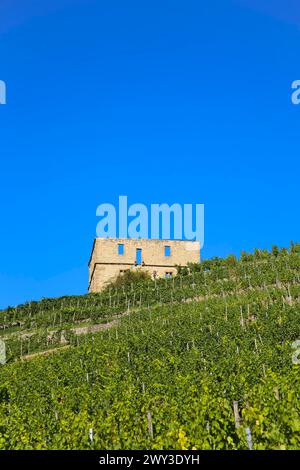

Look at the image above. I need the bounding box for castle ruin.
[88,238,200,292]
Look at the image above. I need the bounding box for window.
[136,248,142,265]
[164,245,171,257]
[165,272,173,278]
[118,243,124,255]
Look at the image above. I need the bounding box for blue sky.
[0,0,300,308]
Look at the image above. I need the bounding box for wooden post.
[147,411,154,439]
[245,427,253,450]
[233,401,241,428]
[240,306,245,328]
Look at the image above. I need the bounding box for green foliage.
[105,269,152,290]
[0,246,299,449]
[175,265,189,276]
[290,241,300,254]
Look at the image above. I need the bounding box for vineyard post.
[89,428,94,444]
[240,306,245,328]
[245,427,253,450]
[147,411,154,439]
[233,401,241,428]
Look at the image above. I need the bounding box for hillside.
[0,245,300,449]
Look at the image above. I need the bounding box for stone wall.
[88,238,200,292]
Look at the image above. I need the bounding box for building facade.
[88,238,200,292]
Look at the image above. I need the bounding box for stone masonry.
[88,238,200,292]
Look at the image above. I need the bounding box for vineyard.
[0,245,300,449]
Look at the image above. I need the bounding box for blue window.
[118,243,124,255]
[136,248,142,265]
[164,245,171,257]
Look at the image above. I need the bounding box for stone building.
[88,238,200,292]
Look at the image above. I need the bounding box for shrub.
[105,269,152,290]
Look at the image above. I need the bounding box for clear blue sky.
[0,0,299,308]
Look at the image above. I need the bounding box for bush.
[105,269,152,290]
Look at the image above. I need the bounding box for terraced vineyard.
[0,245,300,449]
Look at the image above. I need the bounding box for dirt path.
[20,345,70,361]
